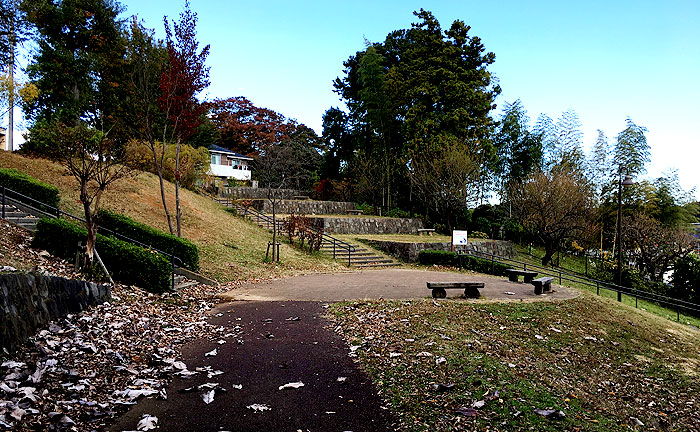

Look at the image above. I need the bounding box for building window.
[211,154,220,165]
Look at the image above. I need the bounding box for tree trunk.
[175,141,182,237]
[150,143,174,234]
[542,243,555,266]
[7,40,14,152]
[271,198,277,262]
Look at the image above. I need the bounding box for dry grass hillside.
[0,151,344,281]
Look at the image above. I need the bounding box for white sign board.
[452,230,468,247]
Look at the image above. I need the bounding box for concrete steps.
[1,204,39,231]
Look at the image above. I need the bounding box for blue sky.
[84,1,700,196]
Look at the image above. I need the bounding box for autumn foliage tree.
[159,1,210,237]
[206,96,296,156]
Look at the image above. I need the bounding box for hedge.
[32,218,172,293]
[98,209,199,271]
[418,250,513,276]
[0,168,60,210]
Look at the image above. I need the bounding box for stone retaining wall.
[365,240,516,262]
[312,217,424,234]
[252,199,355,215]
[222,187,309,200]
[0,272,111,353]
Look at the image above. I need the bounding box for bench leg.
[534,283,543,295]
[543,282,551,293]
[524,275,534,283]
[432,288,447,299]
[508,275,518,282]
[464,287,480,299]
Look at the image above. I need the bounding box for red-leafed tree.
[158,1,210,236]
[206,96,297,156]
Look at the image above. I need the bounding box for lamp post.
[616,172,634,301]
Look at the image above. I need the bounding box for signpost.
[452,230,468,252]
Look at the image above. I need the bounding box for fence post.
[677,308,680,322]
[491,254,495,274]
[596,281,599,296]
[635,295,638,309]
[1,186,5,219]
[171,255,175,290]
[585,255,588,276]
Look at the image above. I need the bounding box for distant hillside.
[0,151,343,281]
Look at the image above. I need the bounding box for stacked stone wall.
[223,187,309,200]
[0,272,110,353]
[251,200,356,215]
[312,217,423,234]
[365,240,516,263]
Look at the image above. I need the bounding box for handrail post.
[1,186,5,219]
[171,254,175,290]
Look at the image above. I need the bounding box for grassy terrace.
[513,244,700,328]
[329,294,700,431]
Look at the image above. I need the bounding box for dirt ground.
[219,268,579,302]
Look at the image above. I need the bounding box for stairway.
[319,241,400,269]
[1,203,39,231]
[219,199,400,269]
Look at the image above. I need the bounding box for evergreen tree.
[21,0,130,151]
[613,117,650,177]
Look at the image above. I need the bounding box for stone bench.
[505,269,538,283]
[427,281,484,299]
[532,276,554,295]
[346,209,364,215]
[417,228,436,236]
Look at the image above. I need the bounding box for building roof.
[208,144,253,160]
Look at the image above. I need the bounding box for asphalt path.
[109,269,578,431]
[108,301,396,432]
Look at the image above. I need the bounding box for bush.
[418,250,512,276]
[418,250,459,267]
[470,231,488,239]
[98,209,199,271]
[33,218,172,293]
[672,254,700,305]
[0,168,60,210]
[386,207,411,218]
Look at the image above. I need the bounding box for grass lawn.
[0,151,343,282]
[329,293,700,431]
[513,244,700,328]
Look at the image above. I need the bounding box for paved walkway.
[108,301,396,432]
[219,268,579,302]
[109,269,577,431]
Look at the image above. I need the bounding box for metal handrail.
[461,248,700,320]
[1,186,184,288]
[220,198,357,266]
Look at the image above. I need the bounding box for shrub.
[33,218,172,293]
[418,250,460,267]
[471,231,488,239]
[386,207,411,218]
[671,254,700,305]
[418,249,512,276]
[0,168,60,210]
[98,209,199,271]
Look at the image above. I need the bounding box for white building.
[207,144,253,184]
